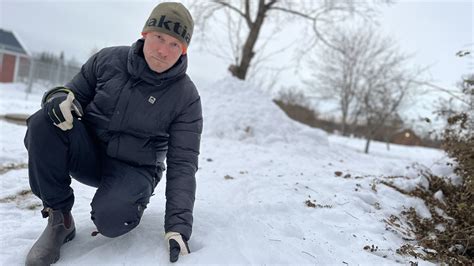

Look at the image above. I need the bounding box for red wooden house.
[0,29,30,83]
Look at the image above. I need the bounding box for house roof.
[0,28,28,55]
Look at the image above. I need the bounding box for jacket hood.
[127,39,187,86]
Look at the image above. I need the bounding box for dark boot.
[25,208,76,266]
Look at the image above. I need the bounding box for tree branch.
[213,0,250,26]
[244,0,252,26]
[268,6,314,19]
[412,81,469,105]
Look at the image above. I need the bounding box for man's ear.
[141,32,148,39]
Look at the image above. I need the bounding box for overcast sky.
[1,0,472,91]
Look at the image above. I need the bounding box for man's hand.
[165,232,190,263]
[43,91,83,131]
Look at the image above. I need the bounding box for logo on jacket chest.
[148,96,156,104]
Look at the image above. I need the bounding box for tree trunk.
[341,112,348,136]
[230,0,270,80]
[364,137,371,154]
[385,135,391,151]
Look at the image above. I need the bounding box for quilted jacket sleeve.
[65,52,99,108]
[165,95,203,241]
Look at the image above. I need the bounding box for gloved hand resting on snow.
[165,231,190,263]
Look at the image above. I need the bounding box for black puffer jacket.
[66,39,202,240]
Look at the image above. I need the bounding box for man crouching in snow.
[23,2,201,265]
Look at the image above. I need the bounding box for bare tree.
[192,0,390,82]
[359,70,416,154]
[307,25,422,153]
[305,26,372,135]
[356,32,422,154]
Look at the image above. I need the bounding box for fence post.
[64,64,69,84]
[26,59,35,94]
[55,61,62,85]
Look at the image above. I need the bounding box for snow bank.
[200,77,328,146]
[0,120,28,166]
[0,83,44,115]
[0,79,454,265]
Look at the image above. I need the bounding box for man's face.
[143,31,184,73]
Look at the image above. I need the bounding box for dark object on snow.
[0,113,29,126]
[25,208,75,266]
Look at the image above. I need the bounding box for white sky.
[379,0,473,88]
[0,0,472,91]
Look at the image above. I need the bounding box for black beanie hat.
[142,2,194,48]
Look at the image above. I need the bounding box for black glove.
[42,87,83,131]
[165,232,190,263]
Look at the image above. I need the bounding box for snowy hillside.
[201,78,328,147]
[0,78,454,265]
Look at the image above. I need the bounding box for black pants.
[24,110,159,238]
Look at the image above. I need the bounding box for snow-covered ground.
[0,78,455,265]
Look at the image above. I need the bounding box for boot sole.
[64,228,76,243]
